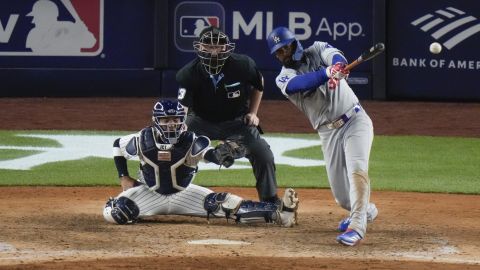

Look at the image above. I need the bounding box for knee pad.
[103,196,140,225]
[204,192,243,218]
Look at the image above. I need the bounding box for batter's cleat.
[277,188,299,227]
[367,203,378,222]
[336,229,363,246]
[337,217,351,232]
[337,203,378,232]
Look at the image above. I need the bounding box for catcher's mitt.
[213,140,247,168]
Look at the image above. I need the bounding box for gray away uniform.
[275,41,376,237]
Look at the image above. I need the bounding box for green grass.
[0,158,139,186]
[370,136,480,193]
[0,131,61,147]
[285,135,480,193]
[0,149,43,161]
[195,165,329,188]
[0,131,478,194]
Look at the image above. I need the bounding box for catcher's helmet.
[152,100,186,144]
[267,27,304,61]
[193,26,235,75]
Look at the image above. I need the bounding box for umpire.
[176,26,279,203]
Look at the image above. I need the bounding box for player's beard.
[282,56,294,67]
[282,43,301,68]
[283,57,302,69]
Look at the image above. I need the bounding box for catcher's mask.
[152,100,186,144]
[193,26,235,75]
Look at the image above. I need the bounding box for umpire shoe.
[276,188,299,227]
[337,203,378,232]
[336,229,363,246]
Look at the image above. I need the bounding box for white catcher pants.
[117,184,213,218]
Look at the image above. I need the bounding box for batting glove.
[326,62,350,80]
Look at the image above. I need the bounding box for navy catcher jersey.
[119,128,209,194]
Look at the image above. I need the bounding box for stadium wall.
[0,0,478,101]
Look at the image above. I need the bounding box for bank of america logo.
[411,7,480,50]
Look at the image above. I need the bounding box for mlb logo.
[174,1,225,52]
[0,0,103,56]
[180,16,219,38]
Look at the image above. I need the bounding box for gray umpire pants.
[186,113,278,202]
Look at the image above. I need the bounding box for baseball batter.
[266,27,378,246]
[102,99,299,227]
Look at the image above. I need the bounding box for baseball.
[429,42,442,54]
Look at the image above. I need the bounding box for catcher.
[102,99,299,227]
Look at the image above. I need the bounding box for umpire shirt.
[176,53,264,122]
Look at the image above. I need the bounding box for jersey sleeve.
[246,56,264,91]
[275,68,298,97]
[113,132,140,178]
[311,41,346,66]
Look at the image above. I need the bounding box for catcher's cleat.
[336,229,363,246]
[337,203,378,232]
[277,188,299,227]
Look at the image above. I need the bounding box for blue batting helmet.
[267,27,304,61]
[152,100,187,144]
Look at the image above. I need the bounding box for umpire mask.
[193,27,235,75]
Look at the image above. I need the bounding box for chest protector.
[138,128,198,194]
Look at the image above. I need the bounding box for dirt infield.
[0,187,479,269]
[0,98,479,269]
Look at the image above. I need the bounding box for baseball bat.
[344,43,385,71]
[61,0,81,23]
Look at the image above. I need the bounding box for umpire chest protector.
[176,53,264,122]
[135,128,201,194]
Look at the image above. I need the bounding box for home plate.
[187,239,251,245]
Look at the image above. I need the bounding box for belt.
[324,104,361,130]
